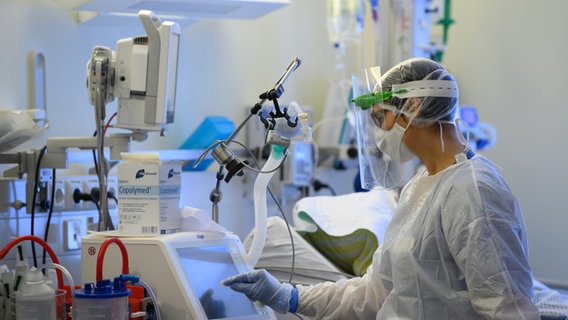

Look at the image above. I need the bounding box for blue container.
[180,116,236,171]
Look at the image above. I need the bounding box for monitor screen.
[460,106,478,127]
[177,245,259,319]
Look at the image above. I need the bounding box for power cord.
[72,189,100,212]
[89,188,117,204]
[107,192,118,205]
[30,146,48,268]
[311,178,337,196]
[42,168,56,266]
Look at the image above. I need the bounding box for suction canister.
[74,277,131,320]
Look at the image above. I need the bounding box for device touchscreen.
[177,245,258,319]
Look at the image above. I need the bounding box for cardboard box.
[117,153,182,236]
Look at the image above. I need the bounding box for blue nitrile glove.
[222,269,298,314]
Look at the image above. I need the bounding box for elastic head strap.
[392,80,459,99]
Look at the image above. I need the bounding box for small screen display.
[177,245,258,319]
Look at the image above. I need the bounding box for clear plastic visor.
[351,67,415,190]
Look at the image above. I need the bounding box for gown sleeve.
[296,249,387,320]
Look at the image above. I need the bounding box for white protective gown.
[297,153,539,319]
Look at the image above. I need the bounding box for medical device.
[76,10,180,230]
[81,231,276,320]
[281,140,314,187]
[85,10,180,133]
[207,56,303,185]
[459,106,497,151]
[112,11,180,133]
[0,10,180,220]
[195,57,311,266]
[192,56,305,214]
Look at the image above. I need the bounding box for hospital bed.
[244,189,568,320]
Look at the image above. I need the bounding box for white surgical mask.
[375,123,415,163]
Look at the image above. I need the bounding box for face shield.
[350,67,416,190]
[351,67,460,190]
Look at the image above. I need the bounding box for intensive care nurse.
[222,58,539,319]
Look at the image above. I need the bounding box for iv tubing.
[0,235,64,288]
[96,237,129,282]
[247,145,286,266]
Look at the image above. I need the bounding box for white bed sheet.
[243,216,350,286]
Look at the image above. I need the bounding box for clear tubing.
[247,145,285,266]
[288,101,303,115]
[139,279,162,320]
[41,263,75,319]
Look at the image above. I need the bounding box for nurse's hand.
[222,269,297,314]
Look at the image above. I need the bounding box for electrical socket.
[51,179,66,211]
[64,179,83,211]
[82,179,99,210]
[57,175,120,212]
[63,219,83,251]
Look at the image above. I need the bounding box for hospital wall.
[1,0,568,288]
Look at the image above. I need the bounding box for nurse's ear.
[406,97,423,114]
[402,98,432,129]
[401,98,423,124]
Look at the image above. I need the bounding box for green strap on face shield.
[351,90,408,110]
